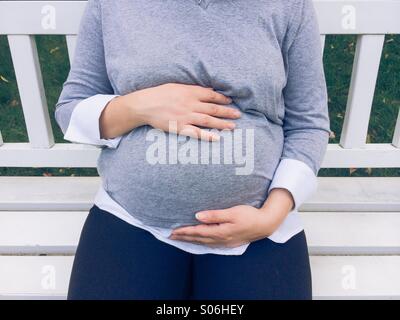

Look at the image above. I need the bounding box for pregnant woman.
[55,0,331,300]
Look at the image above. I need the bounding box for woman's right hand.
[113,83,241,141]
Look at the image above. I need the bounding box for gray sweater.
[55,0,331,228]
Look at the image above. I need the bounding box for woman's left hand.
[169,189,294,248]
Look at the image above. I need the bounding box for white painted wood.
[392,108,400,147]
[1,256,399,299]
[0,211,87,254]
[314,0,400,34]
[303,212,400,255]
[0,1,86,35]
[1,143,400,168]
[320,35,325,55]
[7,35,54,148]
[65,35,77,65]
[321,143,400,168]
[0,176,399,212]
[340,35,385,148]
[0,256,73,299]
[304,176,400,212]
[0,143,101,167]
[1,210,400,255]
[0,131,3,146]
[311,256,400,300]
[1,1,400,35]
[0,176,99,211]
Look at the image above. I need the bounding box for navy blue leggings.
[67,205,312,300]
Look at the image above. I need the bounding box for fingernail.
[228,122,236,129]
[196,212,205,219]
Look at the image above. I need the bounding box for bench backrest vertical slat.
[340,34,385,148]
[0,131,3,146]
[65,35,77,66]
[393,110,400,148]
[320,35,325,55]
[7,35,54,148]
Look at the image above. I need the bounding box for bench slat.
[0,143,100,167]
[313,0,400,34]
[7,35,54,148]
[305,177,400,212]
[0,1,86,35]
[311,256,400,300]
[303,212,400,255]
[65,35,76,65]
[320,35,325,55]
[1,1,400,35]
[0,256,399,299]
[393,109,400,148]
[322,143,400,168]
[0,176,99,211]
[340,35,385,148]
[0,211,400,255]
[0,256,72,299]
[0,211,87,254]
[1,143,400,168]
[1,176,398,212]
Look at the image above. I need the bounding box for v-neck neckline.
[196,0,213,10]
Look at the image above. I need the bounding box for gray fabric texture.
[55,0,331,228]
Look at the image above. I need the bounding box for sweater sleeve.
[54,0,122,149]
[267,0,331,211]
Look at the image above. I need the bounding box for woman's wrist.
[261,188,294,215]
[99,93,147,139]
[115,93,148,128]
[255,188,295,238]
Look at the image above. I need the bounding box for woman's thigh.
[191,230,312,300]
[67,205,192,300]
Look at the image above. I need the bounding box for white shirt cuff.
[64,94,123,149]
[267,158,318,211]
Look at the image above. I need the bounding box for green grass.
[0,34,399,177]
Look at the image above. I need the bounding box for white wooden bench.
[0,0,400,299]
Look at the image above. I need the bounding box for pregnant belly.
[97,111,284,228]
